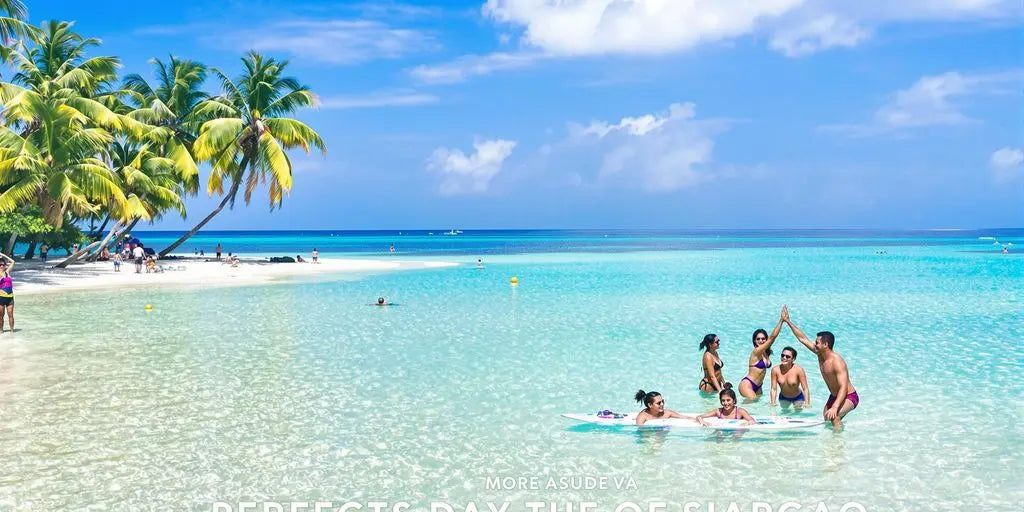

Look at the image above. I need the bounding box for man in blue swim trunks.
[769,346,811,408]
[781,305,859,429]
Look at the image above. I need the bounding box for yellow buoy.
[144,304,153,311]
[510,277,519,285]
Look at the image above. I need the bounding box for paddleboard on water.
[562,412,824,430]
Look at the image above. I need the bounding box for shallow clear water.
[1,238,1022,511]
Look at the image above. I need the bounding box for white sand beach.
[12,256,458,296]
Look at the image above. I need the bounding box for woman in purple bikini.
[738,320,783,399]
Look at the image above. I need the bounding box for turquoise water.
[1,236,1022,511]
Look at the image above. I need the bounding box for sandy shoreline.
[12,256,458,296]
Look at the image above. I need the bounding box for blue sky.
[28,0,1024,229]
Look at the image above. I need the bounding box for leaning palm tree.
[83,139,189,262]
[158,51,325,257]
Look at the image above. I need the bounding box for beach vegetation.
[0,9,324,264]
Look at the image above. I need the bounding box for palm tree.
[82,139,189,262]
[0,21,130,258]
[0,0,34,64]
[158,51,325,257]
[122,56,206,192]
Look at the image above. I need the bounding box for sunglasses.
[781,354,794,359]
[653,400,664,405]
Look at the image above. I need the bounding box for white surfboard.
[562,412,824,430]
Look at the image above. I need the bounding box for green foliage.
[0,209,52,236]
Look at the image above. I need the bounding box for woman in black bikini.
[698,333,729,393]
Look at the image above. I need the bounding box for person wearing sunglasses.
[0,252,14,333]
[739,321,783,399]
[698,333,729,393]
[769,346,811,408]
[634,390,692,426]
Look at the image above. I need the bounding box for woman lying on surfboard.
[696,389,755,426]
[634,390,692,425]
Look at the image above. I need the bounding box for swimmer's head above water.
[377,297,386,305]
[634,389,664,413]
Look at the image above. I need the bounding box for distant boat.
[443,229,459,236]
[979,237,995,240]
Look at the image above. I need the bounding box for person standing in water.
[769,346,811,408]
[0,253,15,333]
[634,390,692,425]
[739,321,783,399]
[698,334,729,393]
[781,305,859,428]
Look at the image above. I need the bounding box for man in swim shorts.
[780,305,859,428]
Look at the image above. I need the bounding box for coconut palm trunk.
[54,240,103,268]
[157,162,246,258]
[4,233,15,257]
[86,220,122,262]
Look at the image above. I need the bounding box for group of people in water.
[635,305,858,429]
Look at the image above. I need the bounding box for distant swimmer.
[696,389,754,426]
[634,390,692,426]
[770,346,811,408]
[476,258,484,269]
[781,305,858,428]
[372,296,399,307]
[699,334,730,393]
[739,321,783,399]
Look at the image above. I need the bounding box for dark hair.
[634,389,661,407]
[817,331,835,349]
[752,329,772,357]
[719,388,737,402]
[377,297,385,304]
[781,346,797,360]
[699,333,718,351]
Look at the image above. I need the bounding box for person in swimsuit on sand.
[698,334,730,393]
[696,389,755,426]
[781,305,859,428]
[0,253,15,333]
[739,321,783,399]
[634,390,692,426]
[769,346,811,408]
[312,248,319,263]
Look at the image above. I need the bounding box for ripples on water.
[1,237,1022,511]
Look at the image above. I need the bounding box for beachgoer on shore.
[112,252,122,272]
[39,243,49,263]
[739,321,783,399]
[696,389,755,426]
[476,258,484,268]
[699,334,730,393]
[389,244,395,254]
[133,244,145,273]
[0,253,15,333]
[312,248,319,263]
[781,305,859,428]
[770,346,811,408]
[634,390,692,426]
[296,255,306,262]
[215,243,222,260]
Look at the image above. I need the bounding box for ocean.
[1,230,1021,511]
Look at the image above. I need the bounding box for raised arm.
[752,321,781,358]
[781,305,817,354]
[0,252,13,271]
[798,367,811,407]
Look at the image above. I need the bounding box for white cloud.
[821,69,1024,136]
[410,52,542,84]
[480,0,1016,58]
[427,139,518,195]
[320,90,439,109]
[990,147,1024,182]
[557,102,726,192]
[208,19,437,65]
[769,15,871,57]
